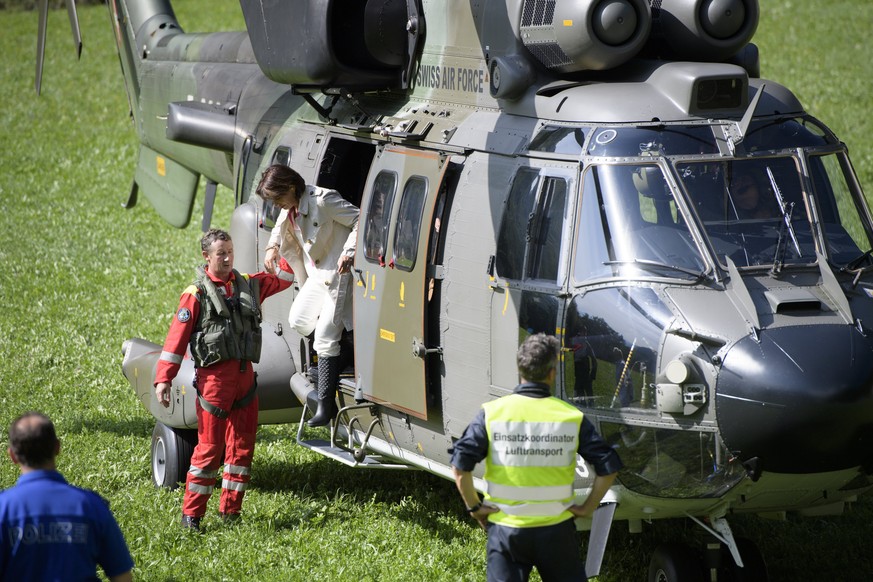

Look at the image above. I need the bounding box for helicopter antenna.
[726,83,765,155]
[610,339,636,408]
[35,0,82,95]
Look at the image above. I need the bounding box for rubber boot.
[305,332,318,385]
[307,355,339,427]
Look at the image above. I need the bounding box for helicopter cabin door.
[353,145,448,419]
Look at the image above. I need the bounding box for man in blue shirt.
[0,412,134,581]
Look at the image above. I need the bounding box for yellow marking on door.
[156,156,166,176]
[563,19,573,26]
[380,329,396,342]
[399,281,405,308]
[502,288,509,315]
[370,273,377,300]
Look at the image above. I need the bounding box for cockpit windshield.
[572,119,873,282]
[678,157,817,268]
[678,152,873,269]
[575,163,708,282]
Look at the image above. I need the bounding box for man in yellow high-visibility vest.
[451,333,623,581]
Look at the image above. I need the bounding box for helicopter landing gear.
[648,543,704,582]
[646,531,768,581]
[717,537,768,581]
[151,421,196,489]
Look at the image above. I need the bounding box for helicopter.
[36,0,873,579]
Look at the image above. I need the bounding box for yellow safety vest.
[483,393,583,528]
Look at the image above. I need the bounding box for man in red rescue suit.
[154,228,294,531]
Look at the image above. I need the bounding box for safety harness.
[193,375,258,419]
[190,267,262,418]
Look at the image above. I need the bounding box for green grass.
[1,1,872,581]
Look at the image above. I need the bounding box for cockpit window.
[577,164,707,281]
[587,126,718,157]
[496,169,538,280]
[529,126,587,156]
[497,168,570,284]
[678,157,817,268]
[743,117,835,152]
[809,152,873,266]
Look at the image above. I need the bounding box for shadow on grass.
[252,451,466,543]
[65,414,154,438]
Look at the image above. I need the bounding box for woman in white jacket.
[257,165,359,426]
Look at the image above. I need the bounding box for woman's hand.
[337,253,354,274]
[264,246,280,274]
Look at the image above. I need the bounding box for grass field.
[1,1,872,581]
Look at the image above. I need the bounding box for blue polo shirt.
[0,470,134,581]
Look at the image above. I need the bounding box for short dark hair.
[517,333,560,382]
[8,412,58,468]
[256,164,306,203]
[201,228,232,253]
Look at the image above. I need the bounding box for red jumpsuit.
[155,265,292,518]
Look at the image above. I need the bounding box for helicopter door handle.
[353,268,366,287]
[412,338,442,359]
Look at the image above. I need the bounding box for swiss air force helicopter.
[37,0,873,579]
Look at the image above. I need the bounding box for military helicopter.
[37,0,873,579]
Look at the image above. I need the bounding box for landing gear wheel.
[721,537,768,581]
[151,422,197,489]
[648,543,704,582]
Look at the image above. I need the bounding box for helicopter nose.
[716,324,873,474]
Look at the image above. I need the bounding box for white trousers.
[288,278,343,357]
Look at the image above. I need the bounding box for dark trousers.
[486,519,586,582]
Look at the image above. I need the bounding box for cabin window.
[393,176,428,271]
[259,147,295,230]
[272,146,292,167]
[496,168,570,283]
[364,171,397,265]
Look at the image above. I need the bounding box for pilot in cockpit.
[729,170,777,220]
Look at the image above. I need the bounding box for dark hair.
[517,333,560,382]
[256,164,306,203]
[8,412,58,468]
[200,228,232,253]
